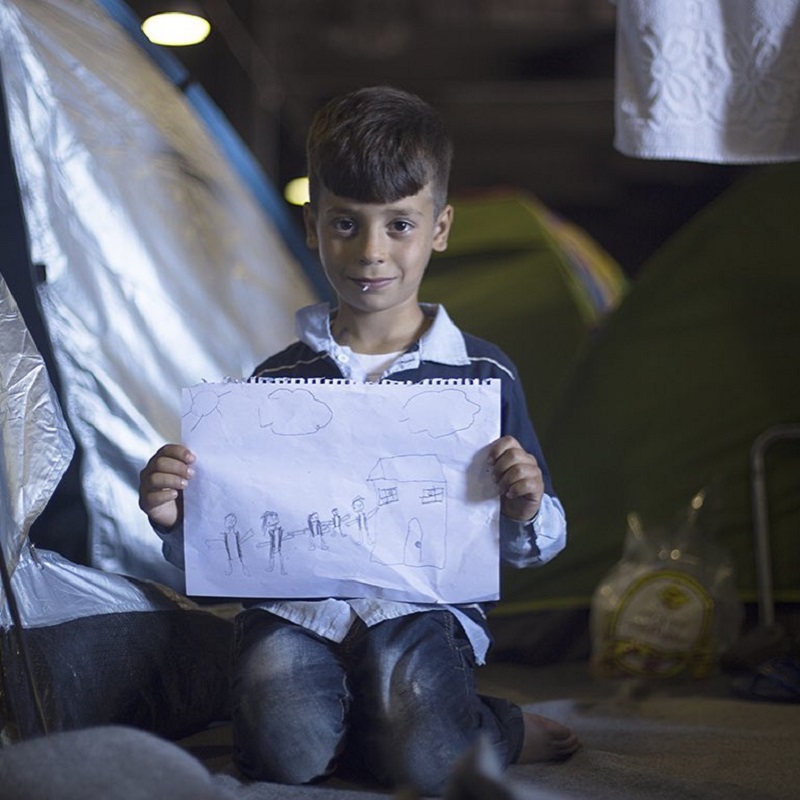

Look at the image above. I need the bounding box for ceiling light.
[284,177,310,207]
[141,5,211,47]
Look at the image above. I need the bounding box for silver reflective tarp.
[4,546,190,629]
[0,274,74,579]
[1,275,171,628]
[0,0,318,589]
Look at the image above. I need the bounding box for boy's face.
[304,183,452,318]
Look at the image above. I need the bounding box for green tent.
[515,163,800,614]
[423,189,627,428]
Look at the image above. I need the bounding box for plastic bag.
[590,488,743,679]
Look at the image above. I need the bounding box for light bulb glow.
[284,177,310,206]
[141,12,211,46]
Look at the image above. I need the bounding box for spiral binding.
[243,377,498,387]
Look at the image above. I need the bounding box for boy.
[139,86,578,794]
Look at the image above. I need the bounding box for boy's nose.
[357,229,387,266]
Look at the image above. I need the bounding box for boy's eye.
[390,220,413,233]
[332,218,356,234]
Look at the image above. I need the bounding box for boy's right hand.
[138,444,196,530]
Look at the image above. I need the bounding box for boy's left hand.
[488,435,544,522]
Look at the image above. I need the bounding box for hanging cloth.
[614,0,800,163]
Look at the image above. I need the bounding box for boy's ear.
[303,203,319,249]
[432,204,454,253]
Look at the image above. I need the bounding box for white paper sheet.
[181,378,502,603]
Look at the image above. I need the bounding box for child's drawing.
[258,387,333,435]
[331,507,347,537]
[182,379,502,603]
[401,388,481,438]
[345,495,377,546]
[306,511,330,551]
[366,454,448,569]
[183,384,232,431]
[251,507,353,576]
[257,510,287,575]
[206,512,253,576]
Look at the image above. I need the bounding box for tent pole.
[749,424,800,631]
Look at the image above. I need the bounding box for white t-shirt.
[347,349,404,383]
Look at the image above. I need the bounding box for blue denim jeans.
[231,608,524,795]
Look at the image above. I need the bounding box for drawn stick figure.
[346,495,377,547]
[331,507,348,537]
[307,511,329,551]
[212,512,251,576]
[258,510,287,575]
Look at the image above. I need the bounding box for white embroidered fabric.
[614,0,800,163]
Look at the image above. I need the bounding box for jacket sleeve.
[152,522,186,571]
[498,356,567,567]
[500,494,567,568]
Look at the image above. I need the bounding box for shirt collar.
[295,302,470,369]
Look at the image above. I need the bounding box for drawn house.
[366,454,447,569]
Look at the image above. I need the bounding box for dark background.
[126,0,752,277]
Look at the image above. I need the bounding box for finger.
[500,469,542,501]
[487,435,521,465]
[492,450,536,479]
[140,486,180,514]
[149,444,195,471]
[489,437,538,473]
[141,449,195,483]
[492,451,539,491]
[142,469,190,493]
[138,446,195,512]
[497,450,543,492]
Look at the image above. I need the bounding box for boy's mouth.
[352,278,394,292]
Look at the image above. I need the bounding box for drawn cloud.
[258,388,333,435]
[401,389,481,438]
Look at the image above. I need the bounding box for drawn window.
[420,486,445,504]
[378,487,399,505]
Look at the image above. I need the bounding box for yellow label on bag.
[604,571,715,678]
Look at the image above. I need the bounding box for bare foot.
[516,712,580,763]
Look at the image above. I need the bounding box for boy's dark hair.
[306,86,453,214]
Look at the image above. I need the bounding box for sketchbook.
[181,378,502,603]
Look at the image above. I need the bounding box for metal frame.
[749,424,800,629]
